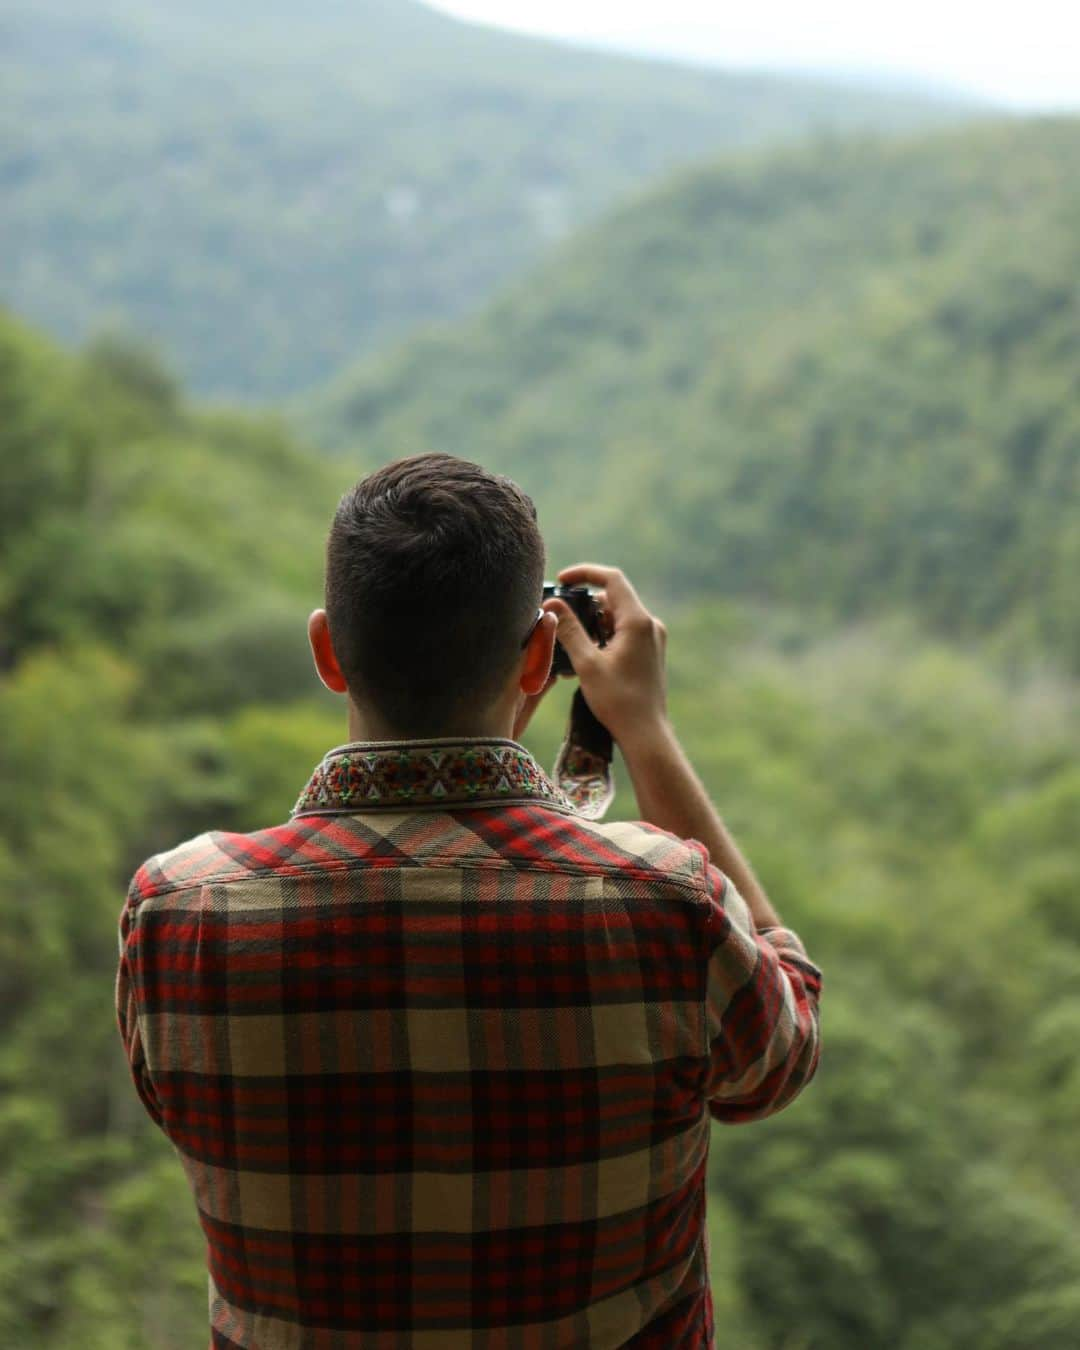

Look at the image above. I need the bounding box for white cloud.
[427,0,1080,108]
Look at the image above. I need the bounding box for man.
[117,453,822,1348]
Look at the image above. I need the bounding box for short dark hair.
[324,453,545,735]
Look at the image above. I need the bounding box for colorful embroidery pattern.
[291,739,575,816]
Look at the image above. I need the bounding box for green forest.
[1,0,975,398]
[3,4,1080,1343]
[314,117,1080,676]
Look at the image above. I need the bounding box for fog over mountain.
[429,1,1080,108]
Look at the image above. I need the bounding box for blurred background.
[2,2,1079,1346]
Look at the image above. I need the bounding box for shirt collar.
[291,736,576,818]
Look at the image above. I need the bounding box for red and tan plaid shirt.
[117,737,822,1349]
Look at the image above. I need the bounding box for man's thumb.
[545,598,593,668]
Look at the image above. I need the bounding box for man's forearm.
[619,719,782,930]
[545,563,784,931]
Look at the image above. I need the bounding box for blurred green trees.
[3,116,1080,1343]
[0,313,345,1344]
[0,0,972,398]
[314,119,1080,676]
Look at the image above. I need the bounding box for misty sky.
[429,0,1080,109]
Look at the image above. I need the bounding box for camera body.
[543,582,605,677]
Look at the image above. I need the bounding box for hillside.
[0,308,342,704]
[313,116,1080,675]
[3,306,1080,1346]
[0,0,977,398]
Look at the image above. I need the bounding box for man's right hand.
[547,564,779,929]
[542,564,669,750]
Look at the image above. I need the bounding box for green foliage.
[0,0,977,397]
[314,117,1080,676]
[659,626,1080,1348]
[0,309,345,687]
[0,643,206,1346]
[720,985,1080,1350]
[0,313,352,1343]
[4,125,1080,1341]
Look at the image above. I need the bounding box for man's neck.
[346,701,515,745]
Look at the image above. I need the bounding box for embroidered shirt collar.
[291,737,576,817]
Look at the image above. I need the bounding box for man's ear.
[307,609,349,694]
[520,611,558,696]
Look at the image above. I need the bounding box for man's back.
[117,737,821,1349]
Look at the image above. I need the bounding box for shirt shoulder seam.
[130,851,708,903]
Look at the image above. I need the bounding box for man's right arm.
[697,862,822,1121]
[544,563,778,926]
[545,564,822,1118]
[616,718,782,929]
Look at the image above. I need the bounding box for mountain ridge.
[1,0,981,397]
[310,115,1080,674]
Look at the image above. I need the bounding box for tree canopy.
[3,288,1080,1342]
[0,0,977,398]
[3,94,1080,1346]
[312,117,1080,675]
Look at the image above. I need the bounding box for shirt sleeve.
[700,862,822,1124]
[115,872,165,1129]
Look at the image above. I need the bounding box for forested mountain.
[4,296,1080,1345]
[0,0,978,399]
[0,311,342,704]
[313,116,1080,675]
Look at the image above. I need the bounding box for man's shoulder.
[554,811,710,893]
[123,809,712,909]
[124,820,310,906]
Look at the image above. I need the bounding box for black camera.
[543,582,606,677]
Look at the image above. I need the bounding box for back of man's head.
[325,453,545,737]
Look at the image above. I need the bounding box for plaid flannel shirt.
[117,737,822,1349]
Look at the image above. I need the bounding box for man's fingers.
[557,563,619,587]
[556,564,645,626]
[557,563,633,597]
[543,597,597,670]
